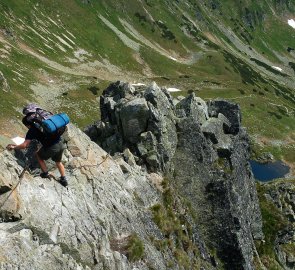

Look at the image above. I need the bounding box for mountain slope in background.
[0,0,294,168]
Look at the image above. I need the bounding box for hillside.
[0,0,294,167]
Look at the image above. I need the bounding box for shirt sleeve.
[25,128,37,141]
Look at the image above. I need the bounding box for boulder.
[137,131,157,157]
[201,113,232,157]
[201,117,224,144]
[207,100,241,134]
[123,148,137,166]
[119,98,150,144]
[144,82,177,169]
[176,93,209,125]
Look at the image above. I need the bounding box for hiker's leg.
[56,162,65,177]
[36,152,48,172]
[56,162,67,186]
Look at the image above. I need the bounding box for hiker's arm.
[15,140,31,149]
[6,140,31,151]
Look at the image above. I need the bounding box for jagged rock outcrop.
[85,81,178,172]
[171,113,262,270]
[0,124,214,270]
[85,81,263,269]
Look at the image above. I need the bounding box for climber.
[6,115,68,187]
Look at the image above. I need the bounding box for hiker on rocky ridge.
[6,114,68,187]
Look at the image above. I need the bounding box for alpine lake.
[250,160,290,182]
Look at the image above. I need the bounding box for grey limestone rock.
[266,182,295,223]
[85,81,178,171]
[176,93,209,125]
[144,82,177,170]
[0,136,13,151]
[123,148,137,166]
[0,124,186,269]
[263,180,295,269]
[84,81,263,269]
[275,228,295,270]
[172,116,262,270]
[119,98,150,144]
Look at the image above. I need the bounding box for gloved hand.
[6,144,17,151]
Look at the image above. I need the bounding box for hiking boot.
[40,171,49,178]
[59,176,68,187]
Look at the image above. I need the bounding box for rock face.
[0,81,263,270]
[85,81,263,269]
[85,81,178,172]
[266,182,295,223]
[0,125,214,270]
[172,114,262,270]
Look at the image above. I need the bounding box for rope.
[70,154,110,170]
[0,153,109,213]
[60,186,63,217]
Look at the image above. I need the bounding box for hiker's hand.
[6,144,17,151]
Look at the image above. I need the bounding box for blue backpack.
[23,104,70,136]
[42,113,70,134]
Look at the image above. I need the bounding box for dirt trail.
[17,41,137,82]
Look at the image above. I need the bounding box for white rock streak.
[167,88,182,92]
[271,66,283,72]
[169,56,177,61]
[288,19,295,29]
[132,83,146,86]
[98,15,140,52]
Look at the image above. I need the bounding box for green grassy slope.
[0,0,294,164]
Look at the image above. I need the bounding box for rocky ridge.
[0,123,215,269]
[85,81,263,269]
[0,81,264,269]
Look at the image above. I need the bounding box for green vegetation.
[127,234,145,262]
[250,58,288,77]
[255,181,295,269]
[214,157,232,174]
[150,177,210,269]
[0,0,294,169]
[110,233,145,262]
